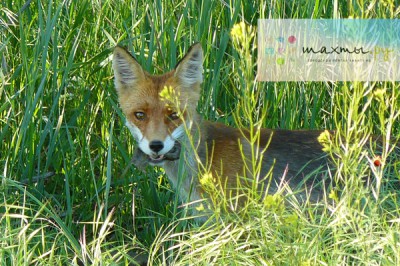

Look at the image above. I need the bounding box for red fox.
[112,43,329,209]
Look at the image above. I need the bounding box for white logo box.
[257,19,399,81]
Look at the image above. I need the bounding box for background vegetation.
[1,0,399,265]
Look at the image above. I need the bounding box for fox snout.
[138,138,181,165]
[125,118,183,165]
[140,135,175,158]
[149,140,164,153]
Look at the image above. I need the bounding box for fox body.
[112,43,328,206]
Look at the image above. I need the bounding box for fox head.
[112,43,203,165]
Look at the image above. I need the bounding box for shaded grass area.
[1,0,399,264]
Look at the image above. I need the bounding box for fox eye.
[168,112,179,120]
[134,112,146,120]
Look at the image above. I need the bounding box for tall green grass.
[1,0,399,265]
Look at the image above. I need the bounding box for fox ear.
[112,46,145,90]
[175,43,203,87]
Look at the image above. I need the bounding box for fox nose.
[149,140,164,153]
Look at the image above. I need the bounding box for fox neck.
[163,112,204,202]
